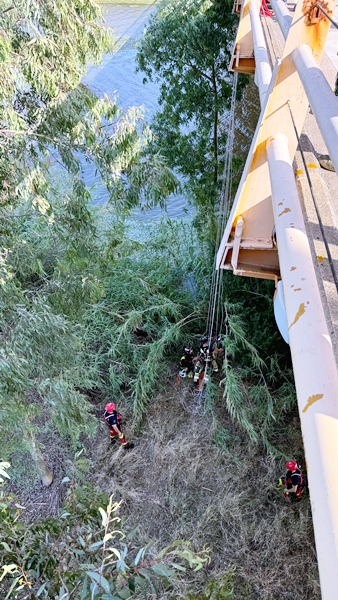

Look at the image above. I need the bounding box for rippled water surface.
[81,3,260,222]
[82,2,190,221]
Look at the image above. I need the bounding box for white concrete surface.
[325,3,338,70]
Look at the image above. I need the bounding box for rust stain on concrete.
[290,266,297,271]
[289,303,306,329]
[302,393,324,413]
[278,202,283,206]
[278,208,291,217]
[302,0,329,26]
[294,288,301,291]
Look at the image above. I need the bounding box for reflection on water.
[82,2,190,222]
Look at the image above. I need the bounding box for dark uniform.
[103,409,128,446]
[284,468,303,502]
[179,346,194,378]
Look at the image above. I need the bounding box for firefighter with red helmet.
[283,460,304,502]
[103,403,134,449]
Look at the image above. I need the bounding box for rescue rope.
[206,73,238,342]
[193,71,238,404]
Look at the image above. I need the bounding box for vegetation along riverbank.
[0,0,319,598]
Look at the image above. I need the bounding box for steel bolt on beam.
[249,0,272,106]
[293,43,338,175]
[266,132,338,600]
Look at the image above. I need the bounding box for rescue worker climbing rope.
[279,460,305,503]
[103,403,134,450]
[198,336,219,373]
[211,335,224,370]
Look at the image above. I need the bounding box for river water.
[82,1,190,222]
[82,2,260,223]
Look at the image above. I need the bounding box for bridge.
[216,0,338,597]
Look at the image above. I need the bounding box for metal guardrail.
[293,43,338,175]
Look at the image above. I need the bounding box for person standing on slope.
[103,403,134,450]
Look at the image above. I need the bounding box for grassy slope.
[89,377,320,600]
[11,363,319,599]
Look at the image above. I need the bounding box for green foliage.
[0,0,178,274]
[0,463,210,599]
[222,272,290,364]
[217,303,296,453]
[84,218,207,425]
[0,289,97,481]
[185,571,235,599]
[137,0,245,238]
[0,0,294,492]
[0,0,181,481]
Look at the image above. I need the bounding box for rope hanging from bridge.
[193,72,238,401]
[206,72,238,345]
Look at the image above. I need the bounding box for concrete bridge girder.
[218,0,336,280]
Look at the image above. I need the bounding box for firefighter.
[211,335,224,370]
[199,336,209,355]
[179,345,194,378]
[103,403,134,449]
[283,460,304,502]
[199,336,219,373]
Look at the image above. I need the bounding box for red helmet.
[105,403,116,413]
[286,460,298,471]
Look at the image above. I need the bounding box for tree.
[0,461,210,599]
[0,0,179,484]
[0,0,178,246]
[137,0,243,237]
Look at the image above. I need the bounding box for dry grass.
[97,0,160,4]
[10,376,319,599]
[89,379,320,600]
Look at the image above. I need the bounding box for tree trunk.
[25,430,53,486]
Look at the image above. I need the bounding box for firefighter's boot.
[123,442,135,450]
